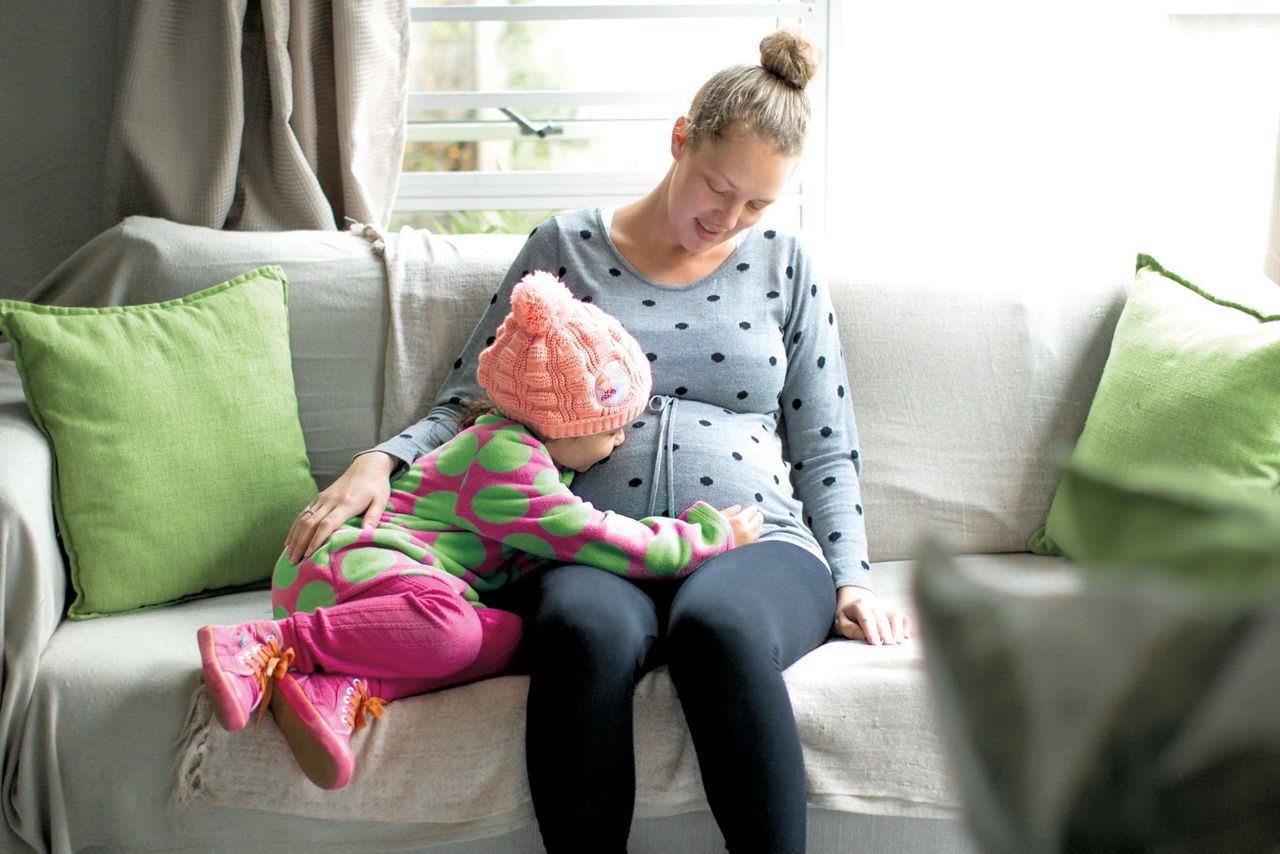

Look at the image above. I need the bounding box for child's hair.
[455,397,497,432]
[685,29,821,156]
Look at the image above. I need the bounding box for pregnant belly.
[570,399,794,522]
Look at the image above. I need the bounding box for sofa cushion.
[0,267,317,617]
[1042,457,1280,594]
[1029,254,1280,556]
[168,556,993,835]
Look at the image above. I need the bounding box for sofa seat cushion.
[160,555,1060,841]
[21,558,1055,851]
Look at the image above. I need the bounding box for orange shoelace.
[344,680,387,731]
[248,637,295,726]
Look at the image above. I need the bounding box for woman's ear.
[671,117,689,159]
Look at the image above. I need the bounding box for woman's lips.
[695,217,725,241]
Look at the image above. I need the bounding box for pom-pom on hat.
[477,270,652,440]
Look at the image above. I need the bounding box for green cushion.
[1043,457,1280,596]
[0,267,317,618]
[1029,254,1280,556]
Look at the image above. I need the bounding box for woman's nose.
[717,203,741,231]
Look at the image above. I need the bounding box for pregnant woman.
[285,28,909,854]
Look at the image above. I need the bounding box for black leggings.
[492,540,836,854]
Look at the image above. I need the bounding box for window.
[394,1,828,235]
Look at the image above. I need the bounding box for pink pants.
[273,572,522,702]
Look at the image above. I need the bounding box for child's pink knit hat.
[477,270,652,439]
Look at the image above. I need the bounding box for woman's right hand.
[719,504,764,548]
[284,451,397,564]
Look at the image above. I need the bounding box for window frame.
[397,1,829,233]
[1162,2,1280,13]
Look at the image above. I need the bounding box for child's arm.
[456,431,740,579]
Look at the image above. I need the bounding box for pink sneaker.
[270,672,386,790]
[197,622,292,732]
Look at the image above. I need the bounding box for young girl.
[197,270,762,790]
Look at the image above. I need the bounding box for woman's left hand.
[834,585,911,645]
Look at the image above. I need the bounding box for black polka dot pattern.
[422,209,870,589]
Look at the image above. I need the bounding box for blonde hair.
[684,29,821,156]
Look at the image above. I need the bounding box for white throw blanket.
[171,559,964,842]
[374,225,526,441]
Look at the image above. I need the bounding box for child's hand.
[719,504,763,548]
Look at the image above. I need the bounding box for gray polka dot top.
[375,208,871,588]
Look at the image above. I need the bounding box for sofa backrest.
[25,216,1129,562]
[367,232,1128,561]
[25,216,393,491]
[832,277,1127,559]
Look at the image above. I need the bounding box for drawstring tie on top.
[646,395,679,518]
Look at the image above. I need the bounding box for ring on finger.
[301,507,316,515]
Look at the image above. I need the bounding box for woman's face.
[666,119,798,255]
[544,427,626,472]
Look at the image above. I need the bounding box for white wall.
[825,1,1280,290]
[3,2,1276,302]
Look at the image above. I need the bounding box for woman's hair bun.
[759,29,820,91]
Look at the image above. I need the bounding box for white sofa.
[0,216,1129,853]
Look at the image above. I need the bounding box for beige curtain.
[1267,117,1280,286]
[103,0,407,232]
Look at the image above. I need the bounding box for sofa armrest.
[0,351,67,811]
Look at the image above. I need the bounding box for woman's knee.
[527,565,658,674]
[667,600,769,673]
[667,543,835,670]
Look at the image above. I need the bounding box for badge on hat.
[594,360,629,406]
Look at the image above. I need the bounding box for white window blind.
[396,1,828,235]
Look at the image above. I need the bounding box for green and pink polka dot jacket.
[272,412,734,616]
